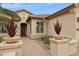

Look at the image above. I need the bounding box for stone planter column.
[69,39,77,55]
[0,40,23,56]
[49,38,69,56]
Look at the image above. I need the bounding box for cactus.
[6,18,17,37]
[54,20,62,35]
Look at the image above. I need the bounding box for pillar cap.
[49,38,69,44]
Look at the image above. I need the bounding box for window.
[77,17,79,22]
[36,22,44,33]
[77,28,79,31]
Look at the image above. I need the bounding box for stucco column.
[49,38,69,56]
[0,40,23,56]
[15,22,21,37]
[69,39,77,55]
[73,4,79,46]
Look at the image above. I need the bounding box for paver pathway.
[21,37,50,56]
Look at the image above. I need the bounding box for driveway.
[21,37,50,56]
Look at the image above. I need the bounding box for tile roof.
[26,14,50,22]
[16,9,33,15]
[29,14,50,19]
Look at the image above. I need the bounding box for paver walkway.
[21,37,50,56]
[71,46,79,56]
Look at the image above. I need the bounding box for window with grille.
[36,21,44,33]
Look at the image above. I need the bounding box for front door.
[21,23,27,37]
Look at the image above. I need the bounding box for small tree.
[6,18,17,37]
[54,20,62,35]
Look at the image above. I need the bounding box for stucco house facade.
[15,3,79,44]
[16,9,49,38]
[15,9,33,37]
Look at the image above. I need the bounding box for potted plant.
[53,20,64,40]
[4,18,19,43]
[49,20,70,56]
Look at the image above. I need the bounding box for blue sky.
[1,3,72,14]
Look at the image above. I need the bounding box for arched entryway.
[20,23,27,37]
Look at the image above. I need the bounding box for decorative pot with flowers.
[53,20,64,40]
[4,18,19,43]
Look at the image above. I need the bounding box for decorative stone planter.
[0,40,23,56]
[3,36,20,44]
[49,38,69,56]
[69,39,77,55]
[53,35,64,40]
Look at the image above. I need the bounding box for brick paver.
[70,46,79,56]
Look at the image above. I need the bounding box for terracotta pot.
[4,37,20,44]
[53,35,64,40]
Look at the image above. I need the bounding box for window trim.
[36,21,44,33]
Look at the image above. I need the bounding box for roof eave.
[26,16,46,22]
[45,4,76,20]
[16,9,33,15]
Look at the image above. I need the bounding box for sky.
[1,3,72,14]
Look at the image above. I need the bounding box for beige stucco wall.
[17,11,30,23]
[74,6,79,45]
[16,11,30,36]
[27,20,31,37]
[15,5,79,42]
[27,19,48,39]
[48,12,76,39]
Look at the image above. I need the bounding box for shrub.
[0,36,3,43]
[39,35,50,44]
[48,35,53,38]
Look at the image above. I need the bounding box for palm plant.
[0,16,9,23]
[0,4,20,43]
[0,16,9,33]
[0,8,21,22]
[0,3,21,22]
[0,3,2,8]
[0,7,21,34]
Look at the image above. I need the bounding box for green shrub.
[39,35,50,45]
[0,36,3,43]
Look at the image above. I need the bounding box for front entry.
[20,23,27,37]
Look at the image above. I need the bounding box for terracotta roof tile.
[16,9,33,15]
[29,14,50,18]
[26,14,50,22]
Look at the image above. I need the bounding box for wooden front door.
[21,23,27,37]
